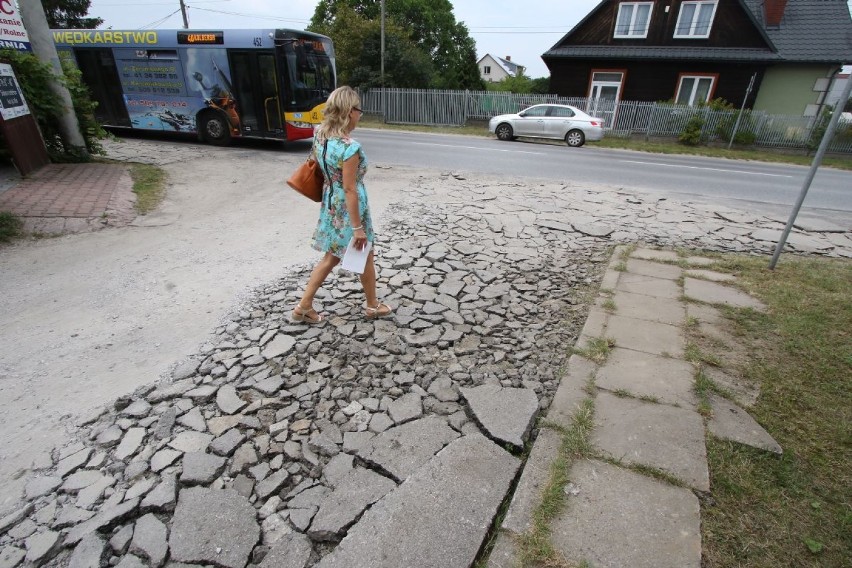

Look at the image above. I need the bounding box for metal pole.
[179,0,189,29]
[728,73,755,149]
[380,0,385,87]
[769,74,852,269]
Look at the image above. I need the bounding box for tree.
[41,0,102,29]
[310,0,483,90]
[311,4,434,88]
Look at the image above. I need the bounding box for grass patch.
[613,261,627,272]
[601,298,616,313]
[699,254,852,567]
[572,337,615,364]
[517,398,596,568]
[684,341,722,366]
[130,163,167,214]
[0,211,23,242]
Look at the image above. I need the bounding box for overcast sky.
[82,0,852,79]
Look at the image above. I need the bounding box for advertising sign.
[0,0,32,51]
[0,62,30,120]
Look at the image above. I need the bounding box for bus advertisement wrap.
[54,29,336,144]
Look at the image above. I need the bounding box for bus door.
[73,49,131,127]
[228,51,283,137]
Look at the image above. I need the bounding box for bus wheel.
[200,113,231,145]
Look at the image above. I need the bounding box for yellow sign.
[53,30,159,45]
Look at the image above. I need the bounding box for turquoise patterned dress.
[311,135,374,258]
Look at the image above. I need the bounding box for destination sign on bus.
[177,31,224,45]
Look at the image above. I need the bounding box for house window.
[675,74,716,105]
[483,65,491,75]
[614,2,653,38]
[674,1,718,38]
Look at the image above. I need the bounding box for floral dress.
[311,135,374,258]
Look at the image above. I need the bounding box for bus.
[53,29,336,145]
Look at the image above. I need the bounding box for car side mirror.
[518,112,527,117]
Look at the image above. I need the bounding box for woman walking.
[292,86,392,323]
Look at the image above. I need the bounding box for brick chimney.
[764,0,788,27]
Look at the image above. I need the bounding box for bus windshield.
[279,36,335,111]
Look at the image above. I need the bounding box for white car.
[489,103,604,147]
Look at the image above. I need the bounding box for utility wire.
[140,8,183,29]
[188,6,309,24]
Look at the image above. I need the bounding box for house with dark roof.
[542,0,852,116]
[477,54,526,83]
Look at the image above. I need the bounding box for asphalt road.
[348,129,852,218]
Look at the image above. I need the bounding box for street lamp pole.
[380,0,385,87]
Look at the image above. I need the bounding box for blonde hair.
[316,86,361,141]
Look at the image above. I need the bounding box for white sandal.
[365,302,392,319]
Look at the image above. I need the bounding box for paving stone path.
[1,138,850,568]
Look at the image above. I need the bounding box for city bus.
[53,28,336,145]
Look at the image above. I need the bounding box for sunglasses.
[352,107,363,114]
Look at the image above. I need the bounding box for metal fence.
[358,88,852,153]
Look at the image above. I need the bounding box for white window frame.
[614,2,654,39]
[675,74,716,106]
[483,65,491,75]
[674,1,718,39]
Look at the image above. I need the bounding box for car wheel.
[565,129,585,147]
[200,112,231,146]
[495,123,514,141]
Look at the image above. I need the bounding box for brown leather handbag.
[287,140,329,203]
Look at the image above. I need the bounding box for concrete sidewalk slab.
[575,305,608,350]
[551,459,701,568]
[606,315,684,358]
[707,394,782,454]
[631,248,680,262]
[626,258,683,280]
[501,427,562,535]
[593,391,709,491]
[595,347,697,407]
[685,269,736,282]
[612,289,686,325]
[316,433,519,568]
[546,354,596,428]
[684,278,767,310]
[617,273,682,299]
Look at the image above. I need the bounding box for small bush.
[717,111,758,146]
[0,211,23,242]
[679,115,705,145]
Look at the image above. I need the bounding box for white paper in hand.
[341,238,372,274]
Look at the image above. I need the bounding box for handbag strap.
[320,139,331,208]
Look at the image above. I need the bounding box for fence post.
[645,103,657,142]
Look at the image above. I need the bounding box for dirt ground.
[0,143,420,516]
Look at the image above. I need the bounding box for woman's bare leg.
[359,251,378,307]
[298,252,340,310]
[359,251,391,317]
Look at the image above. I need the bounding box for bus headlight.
[288,121,314,129]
